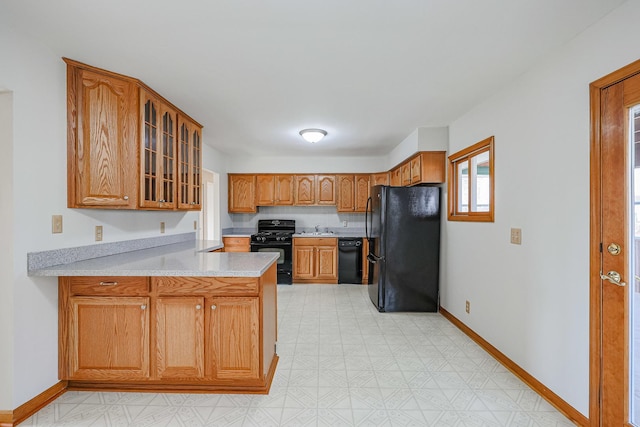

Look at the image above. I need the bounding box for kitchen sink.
[298,231,335,236]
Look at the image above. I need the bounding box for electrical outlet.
[52,215,63,234]
[465,300,470,314]
[343,220,348,227]
[510,228,522,245]
[160,222,165,234]
[95,225,103,241]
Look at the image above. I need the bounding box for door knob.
[600,270,626,287]
[607,243,622,255]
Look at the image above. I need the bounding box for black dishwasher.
[338,237,363,284]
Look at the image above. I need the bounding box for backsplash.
[230,206,365,232]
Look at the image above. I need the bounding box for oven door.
[250,242,292,285]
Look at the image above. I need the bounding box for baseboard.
[439,307,588,427]
[0,381,67,427]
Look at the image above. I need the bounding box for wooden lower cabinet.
[58,267,278,393]
[67,296,150,381]
[156,297,205,379]
[293,237,338,284]
[222,236,251,252]
[209,297,260,380]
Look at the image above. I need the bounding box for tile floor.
[22,284,575,426]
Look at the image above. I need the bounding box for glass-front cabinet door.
[177,115,202,210]
[140,89,177,209]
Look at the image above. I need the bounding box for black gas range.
[250,219,295,285]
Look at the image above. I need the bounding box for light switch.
[510,228,522,245]
[52,215,63,234]
[95,225,103,241]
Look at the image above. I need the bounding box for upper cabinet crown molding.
[64,58,202,211]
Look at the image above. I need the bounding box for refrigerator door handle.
[367,252,383,264]
[365,196,371,242]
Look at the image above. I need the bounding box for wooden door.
[410,155,422,184]
[177,116,202,210]
[316,245,337,281]
[295,175,315,205]
[156,297,204,379]
[337,175,355,212]
[370,172,389,187]
[390,167,402,186]
[209,297,260,380]
[591,60,640,426]
[68,66,138,208]
[355,174,370,212]
[293,245,315,280]
[275,175,294,205]
[317,175,336,205]
[421,151,447,183]
[140,90,178,209]
[68,296,149,380]
[228,174,256,213]
[401,162,411,186]
[255,175,275,206]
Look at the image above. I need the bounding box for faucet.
[315,224,320,232]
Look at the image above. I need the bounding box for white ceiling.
[1,0,625,157]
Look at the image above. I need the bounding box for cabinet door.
[140,90,178,209]
[222,236,251,252]
[295,175,315,205]
[156,297,205,379]
[228,174,256,213]
[177,116,202,210]
[275,175,294,205]
[293,245,315,280]
[317,175,336,205]
[390,167,402,186]
[255,175,275,206]
[68,296,149,380]
[337,175,355,212]
[354,175,370,212]
[419,151,446,183]
[68,67,138,208]
[209,297,260,380]
[410,155,422,184]
[370,172,390,187]
[401,162,411,186]
[316,245,338,280]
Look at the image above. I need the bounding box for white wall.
[227,155,387,174]
[202,144,232,230]
[0,25,200,409]
[0,91,14,409]
[441,0,640,416]
[387,126,448,168]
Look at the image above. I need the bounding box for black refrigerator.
[365,185,440,312]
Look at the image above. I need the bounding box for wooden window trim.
[447,136,495,222]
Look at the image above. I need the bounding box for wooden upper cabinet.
[401,162,411,186]
[370,172,390,187]
[66,62,138,208]
[390,167,402,186]
[410,155,422,183]
[337,175,355,212]
[295,175,316,205]
[228,174,256,213]
[256,174,294,206]
[140,89,178,209]
[317,175,336,205]
[65,58,202,211]
[417,151,446,183]
[177,115,202,210]
[337,174,369,212]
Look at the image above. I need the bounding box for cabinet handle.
[123,195,129,200]
[211,304,217,310]
[196,304,202,310]
[99,281,118,286]
[159,199,166,203]
[141,304,147,310]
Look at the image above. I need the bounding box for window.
[447,136,494,222]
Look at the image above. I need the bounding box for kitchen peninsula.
[29,240,279,394]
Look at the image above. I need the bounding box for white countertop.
[29,240,279,277]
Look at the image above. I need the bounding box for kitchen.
[2,0,640,426]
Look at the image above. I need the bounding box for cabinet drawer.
[222,236,251,252]
[153,277,259,295]
[293,237,337,246]
[66,276,149,296]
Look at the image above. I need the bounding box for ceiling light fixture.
[299,128,327,143]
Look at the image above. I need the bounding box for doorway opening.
[199,168,220,241]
